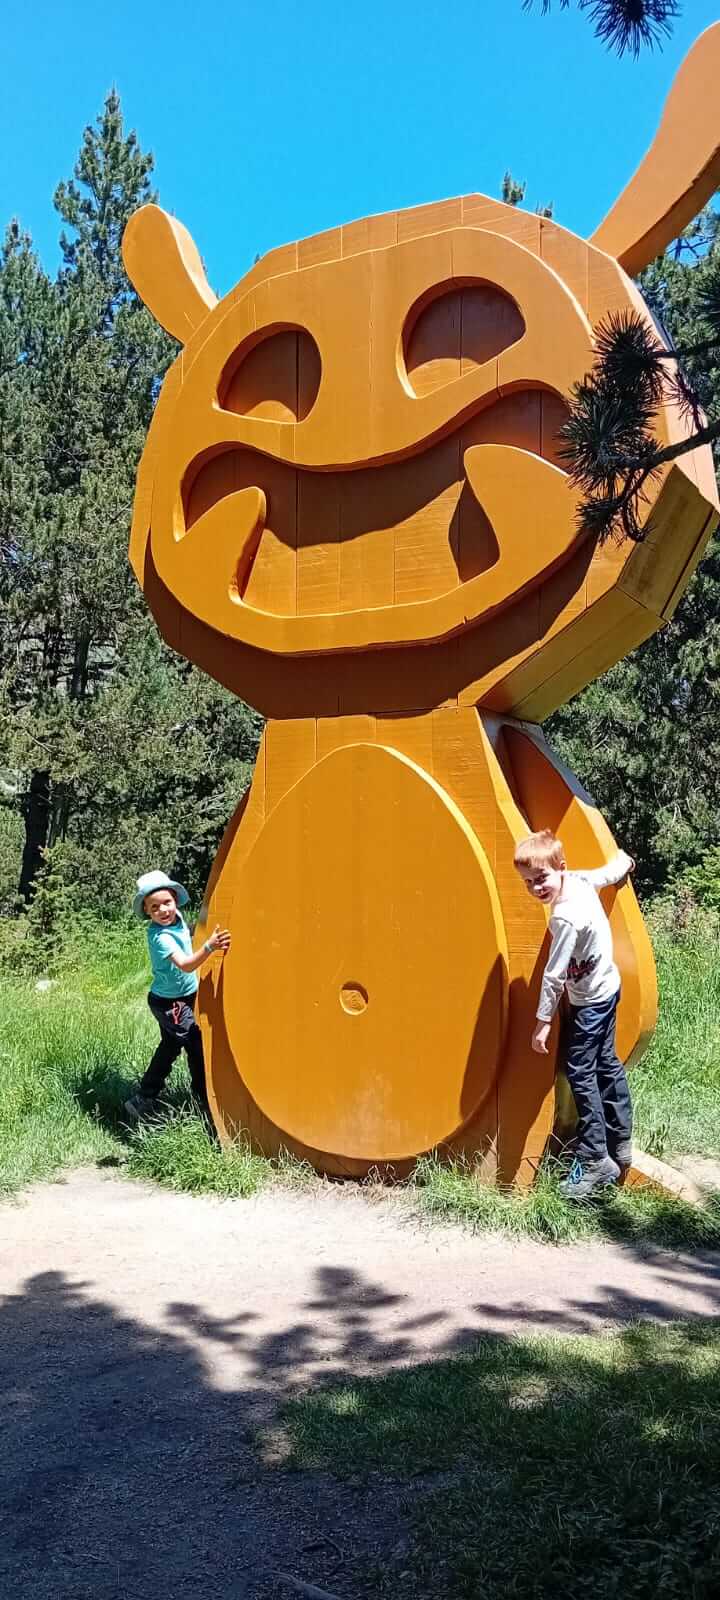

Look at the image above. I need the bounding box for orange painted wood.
[591,23,720,274]
[221,742,507,1162]
[124,30,720,1183]
[122,204,217,342]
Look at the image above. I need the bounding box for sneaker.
[559,1154,621,1201]
[123,1092,161,1123]
[612,1140,633,1170]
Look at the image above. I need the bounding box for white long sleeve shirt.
[536,852,634,1023]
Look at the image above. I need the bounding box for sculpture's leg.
[196,711,656,1187]
[196,715,508,1176]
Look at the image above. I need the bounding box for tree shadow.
[0,1265,423,1599]
[272,1315,720,1598]
[2,1248,720,1599]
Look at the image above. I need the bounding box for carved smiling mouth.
[184,427,501,614]
[161,393,580,658]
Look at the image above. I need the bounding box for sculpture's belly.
[222,741,508,1161]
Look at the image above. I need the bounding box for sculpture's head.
[124,25,720,719]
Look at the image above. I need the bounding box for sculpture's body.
[124,27,720,1181]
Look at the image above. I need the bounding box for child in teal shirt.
[124,870,230,1121]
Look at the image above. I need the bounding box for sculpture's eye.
[403,283,525,397]
[218,327,321,422]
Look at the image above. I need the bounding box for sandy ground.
[1,1169,719,1599]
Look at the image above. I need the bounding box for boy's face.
[517,863,565,906]
[144,889,180,926]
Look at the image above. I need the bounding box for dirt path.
[2,1170,719,1599]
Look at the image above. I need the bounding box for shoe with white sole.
[559,1154,621,1201]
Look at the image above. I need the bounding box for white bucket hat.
[133,869,189,921]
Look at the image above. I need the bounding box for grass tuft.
[125,1111,314,1198]
[409,1152,720,1248]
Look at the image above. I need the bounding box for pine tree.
[501,172,553,219]
[0,94,262,917]
[502,172,527,207]
[0,94,167,900]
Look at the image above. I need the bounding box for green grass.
[0,923,285,1200]
[632,926,720,1159]
[0,954,141,1195]
[125,1110,313,1196]
[0,917,718,1246]
[407,1152,720,1248]
[265,1320,720,1599]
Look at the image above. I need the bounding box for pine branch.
[523,1,680,57]
[634,416,720,471]
[561,308,720,543]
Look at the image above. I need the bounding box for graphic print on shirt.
[567,955,598,984]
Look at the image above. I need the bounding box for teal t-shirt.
[146,916,198,999]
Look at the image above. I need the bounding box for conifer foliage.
[524,1,680,58]
[0,95,261,919]
[561,288,720,543]
[550,210,720,895]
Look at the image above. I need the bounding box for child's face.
[144,889,180,926]
[517,863,565,906]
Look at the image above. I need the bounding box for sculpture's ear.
[591,23,720,275]
[122,203,218,343]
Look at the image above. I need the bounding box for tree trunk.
[69,631,91,700]
[18,768,51,902]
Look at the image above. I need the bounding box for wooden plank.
[397,197,462,242]
[376,711,434,772]
[316,716,376,759]
[297,227,343,269]
[296,472,340,617]
[461,193,541,254]
[264,719,317,814]
[539,221,589,313]
[394,443,462,605]
[342,211,397,257]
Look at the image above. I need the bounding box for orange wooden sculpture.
[124,26,720,1183]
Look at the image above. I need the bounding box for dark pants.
[563,991,632,1162]
[141,992,207,1104]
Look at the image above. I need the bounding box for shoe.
[612,1140,633,1170]
[123,1092,160,1123]
[559,1154,621,1201]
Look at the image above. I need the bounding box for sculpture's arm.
[591,24,720,274]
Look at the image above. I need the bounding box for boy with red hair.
[514,829,635,1200]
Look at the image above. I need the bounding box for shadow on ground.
[71,1061,191,1141]
[1,1250,720,1599]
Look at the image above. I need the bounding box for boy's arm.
[579,850,634,891]
[536,917,577,1024]
[166,924,231,975]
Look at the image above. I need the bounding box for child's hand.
[207,925,231,954]
[532,1021,551,1055]
[618,855,635,887]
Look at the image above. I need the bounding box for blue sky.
[3,1,718,296]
